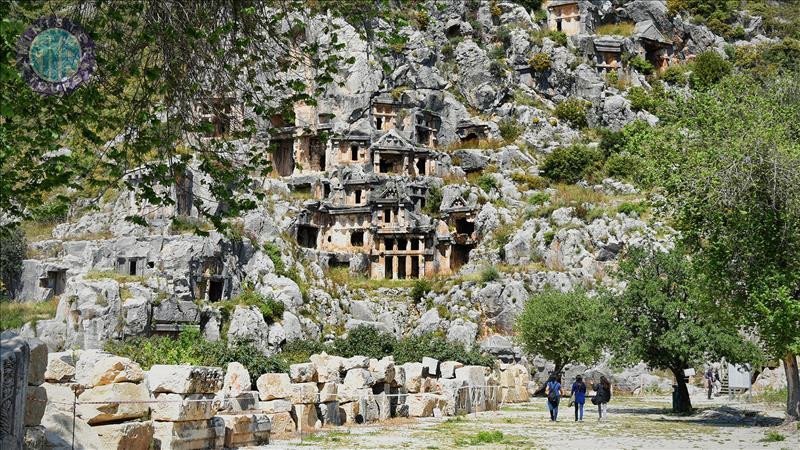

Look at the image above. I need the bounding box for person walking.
[705,367,714,400]
[713,368,722,396]
[592,376,612,420]
[545,374,562,422]
[570,375,587,422]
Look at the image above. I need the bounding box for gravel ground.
[262,396,799,450]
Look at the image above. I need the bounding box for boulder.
[291,403,320,432]
[256,373,292,401]
[359,393,380,423]
[26,338,48,386]
[401,362,427,393]
[24,385,47,426]
[341,355,370,371]
[440,361,464,379]
[406,393,447,417]
[422,357,440,377]
[42,411,101,450]
[222,362,251,398]
[74,350,113,386]
[147,365,224,394]
[152,418,225,450]
[93,420,154,450]
[309,352,343,383]
[220,413,271,448]
[24,426,46,450]
[289,362,317,383]
[316,401,343,426]
[453,149,489,172]
[318,382,338,402]
[436,378,470,416]
[257,399,292,414]
[339,401,362,424]
[227,305,270,354]
[368,356,395,384]
[88,356,144,386]
[343,368,374,389]
[266,411,295,434]
[77,382,149,425]
[289,382,319,404]
[151,393,218,421]
[44,352,75,382]
[455,365,487,386]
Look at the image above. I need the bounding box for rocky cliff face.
[11,1,776,358]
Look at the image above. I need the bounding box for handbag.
[568,393,575,407]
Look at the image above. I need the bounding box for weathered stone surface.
[24,385,46,427]
[359,393,380,423]
[147,365,224,394]
[401,362,427,393]
[219,413,271,448]
[406,393,447,417]
[88,356,144,386]
[151,393,218,422]
[26,338,48,386]
[257,399,292,414]
[222,362,251,398]
[317,381,338,403]
[225,391,259,412]
[289,362,317,383]
[369,356,395,384]
[455,365,486,386]
[256,373,292,401]
[152,418,225,450]
[227,305,270,354]
[23,425,46,450]
[291,403,320,432]
[422,357,440,377]
[316,401,343,426]
[436,378,469,416]
[309,352,343,383]
[75,350,116,386]
[77,382,149,424]
[1,333,29,450]
[343,368,374,390]
[289,382,319,404]
[339,400,362,424]
[93,420,154,450]
[44,351,75,382]
[266,411,295,434]
[341,355,370,371]
[440,361,463,379]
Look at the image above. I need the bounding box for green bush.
[554,98,589,128]
[690,51,731,89]
[528,52,551,72]
[527,191,551,206]
[331,325,396,359]
[510,172,548,190]
[263,242,286,275]
[0,228,26,298]
[604,152,645,181]
[543,230,555,245]
[476,174,499,193]
[616,201,649,216]
[629,55,654,75]
[30,198,69,223]
[219,285,285,325]
[540,145,600,183]
[393,333,494,366]
[480,266,500,283]
[424,185,442,215]
[627,86,657,112]
[410,279,432,302]
[659,64,688,85]
[598,128,626,157]
[546,30,568,47]
[498,118,524,142]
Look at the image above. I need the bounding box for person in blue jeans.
[571,375,587,421]
[545,374,562,421]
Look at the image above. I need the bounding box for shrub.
[498,118,524,142]
[629,55,654,75]
[528,52,551,72]
[480,266,500,283]
[543,230,555,245]
[476,174,499,193]
[659,64,688,85]
[546,31,568,47]
[605,153,645,181]
[527,191,551,206]
[554,98,589,128]
[690,51,731,89]
[410,279,432,302]
[263,242,286,275]
[761,431,785,442]
[616,201,649,216]
[30,198,69,223]
[423,185,442,215]
[219,285,285,325]
[0,227,26,298]
[510,172,548,191]
[331,325,396,359]
[627,86,657,112]
[598,128,626,157]
[540,145,600,183]
[393,333,494,366]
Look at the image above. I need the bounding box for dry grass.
[325,266,418,291]
[84,271,145,284]
[20,221,56,241]
[444,139,507,152]
[596,22,635,36]
[0,298,59,330]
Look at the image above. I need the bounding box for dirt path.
[262,396,798,449]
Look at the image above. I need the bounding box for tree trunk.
[671,368,693,413]
[784,353,800,420]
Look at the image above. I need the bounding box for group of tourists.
[545,374,612,422]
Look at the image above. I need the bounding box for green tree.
[0,227,26,298]
[540,144,600,183]
[649,74,800,418]
[515,289,610,374]
[609,247,761,413]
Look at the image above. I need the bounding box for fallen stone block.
[88,356,144,386]
[310,352,343,383]
[257,399,292,414]
[74,350,114,386]
[147,365,224,394]
[26,338,48,386]
[45,352,75,382]
[93,420,154,450]
[266,411,295,434]
[256,373,291,400]
[341,355,369,371]
[289,382,318,404]
[422,357,440,377]
[455,365,486,387]
[225,391,259,412]
[344,368,374,389]
[42,411,102,450]
[369,356,395,384]
[219,413,271,447]
[291,403,320,432]
[318,381,338,402]
[401,362,427,393]
[406,393,447,417]
[436,378,469,416]
[152,418,225,450]
[24,385,46,426]
[316,401,343,426]
[222,362,251,398]
[289,362,317,383]
[440,361,463,379]
[77,382,149,425]
[151,393,218,422]
[339,401,362,424]
[24,425,46,450]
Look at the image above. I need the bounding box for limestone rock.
[88,356,144,386]
[316,401,343,426]
[26,338,48,386]
[74,350,114,386]
[343,368,374,390]
[147,365,224,394]
[24,385,46,427]
[151,393,218,421]
[257,399,292,414]
[220,413,271,448]
[266,411,295,434]
[406,393,447,417]
[227,305,270,354]
[341,355,370,371]
[289,362,317,383]
[440,361,464,379]
[93,420,154,450]
[23,426,46,450]
[339,400,362,424]
[289,382,319,404]
[77,382,149,425]
[401,362,427,393]
[368,356,395,384]
[291,403,320,432]
[422,357,440,377]
[222,362,251,398]
[309,352,343,383]
[256,373,292,401]
[318,382,338,403]
[45,352,75,382]
[152,418,225,450]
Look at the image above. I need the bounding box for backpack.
[547,382,559,404]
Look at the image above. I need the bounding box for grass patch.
[20,221,56,241]
[596,22,635,36]
[0,298,59,330]
[760,431,785,442]
[445,139,506,152]
[84,271,144,284]
[753,388,787,405]
[326,266,419,291]
[455,430,505,446]
[298,430,352,445]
